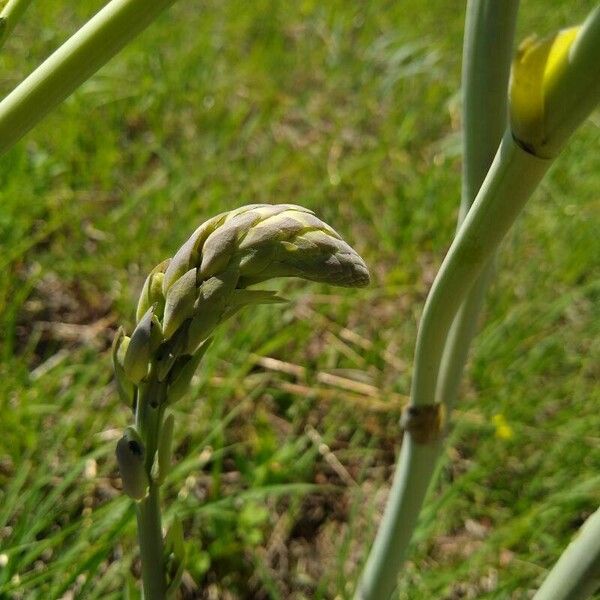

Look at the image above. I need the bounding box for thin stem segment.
[136,483,166,600]
[0,0,179,157]
[460,0,520,219]
[135,383,167,599]
[356,439,440,599]
[357,6,520,597]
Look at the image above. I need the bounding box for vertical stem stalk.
[356,7,521,598]
[356,439,440,599]
[136,483,166,600]
[437,0,519,412]
[357,132,549,600]
[460,0,520,219]
[358,5,600,598]
[135,383,167,599]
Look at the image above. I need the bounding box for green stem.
[460,0,520,221]
[0,0,179,157]
[533,506,600,600]
[356,7,521,597]
[0,0,34,50]
[411,145,549,414]
[135,383,167,599]
[437,0,519,412]
[358,6,600,599]
[136,483,166,600]
[436,263,494,414]
[356,133,550,600]
[356,439,440,599]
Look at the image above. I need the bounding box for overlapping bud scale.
[114,204,369,401]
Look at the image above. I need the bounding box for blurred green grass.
[0,1,598,598]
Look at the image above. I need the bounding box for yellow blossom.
[492,414,514,440]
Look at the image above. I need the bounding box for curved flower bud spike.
[115,203,368,600]
[130,204,370,383]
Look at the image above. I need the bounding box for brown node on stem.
[400,403,445,444]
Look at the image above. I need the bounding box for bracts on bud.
[113,204,369,406]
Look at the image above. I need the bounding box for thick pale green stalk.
[436,266,493,414]
[0,0,179,157]
[358,8,600,597]
[437,0,519,412]
[533,506,600,600]
[460,0,519,221]
[357,440,440,599]
[0,0,34,50]
[357,8,519,597]
[412,133,548,404]
[356,133,550,600]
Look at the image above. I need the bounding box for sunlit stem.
[357,131,548,600]
[410,123,550,416]
[358,4,600,597]
[533,506,600,600]
[0,0,34,50]
[0,0,179,157]
[136,483,166,600]
[437,0,519,413]
[355,5,520,598]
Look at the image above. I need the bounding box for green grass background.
[0,1,598,598]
